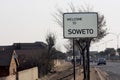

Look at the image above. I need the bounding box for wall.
[0,75,16,80]
[18,67,38,80]
[0,67,38,80]
[53,59,65,67]
[9,56,17,75]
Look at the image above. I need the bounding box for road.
[91,61,120,80]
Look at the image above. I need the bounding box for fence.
[0,75,16,80]
[0,67,38,80]
[18,67,38,80]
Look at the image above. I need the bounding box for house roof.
[0,46,14,51]
[15,49,47,56]
[13,42,47,50]
[0,50,13,66]
[14,49,47,70]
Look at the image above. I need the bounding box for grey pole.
[86,40,90,80]
[73,39,76,80]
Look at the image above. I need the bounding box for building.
[14,49,47,70]
[0,42,66,77]
[0,50,18,77]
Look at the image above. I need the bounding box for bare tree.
[53,3,107,79]
[45,33,56,73]
[46,33,56,52]
[53,3,107,45]
[64,40,73,52]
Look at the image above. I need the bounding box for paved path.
[75,67,101,80]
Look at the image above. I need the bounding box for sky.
[0,0,120,52]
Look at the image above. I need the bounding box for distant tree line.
[94,48,120,60]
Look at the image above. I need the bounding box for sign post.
[73,38,75,80]
[63,12,98,80]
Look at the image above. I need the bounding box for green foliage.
[117,48,120,53]
[104,48,116,56]
[117,48,120,56]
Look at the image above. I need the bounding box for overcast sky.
[0,0,120,52]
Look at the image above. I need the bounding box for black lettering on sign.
[68,29,72,34]
[89,29,94,34]
[68,28,94,35]
[67,17,82,21]
[82,29,85,34]
[67,18,71,21]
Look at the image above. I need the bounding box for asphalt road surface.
[91,61,120,80]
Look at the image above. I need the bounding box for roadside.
[95,67,110,80]
[72,67,110,80]
[39,62,73,80]
[39,62,110,80]
[54,62,73,72]
[74,67,100,80]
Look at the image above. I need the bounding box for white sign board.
[63,12,98,38]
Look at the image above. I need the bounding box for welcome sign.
[63,12,98,38]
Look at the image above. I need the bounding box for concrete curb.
[95,67,110,80]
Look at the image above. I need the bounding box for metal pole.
[73,39,76,80]
[86,40,90,80]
